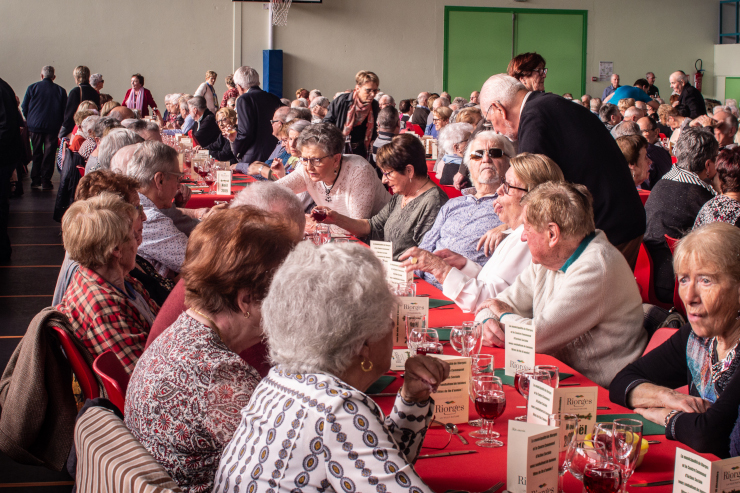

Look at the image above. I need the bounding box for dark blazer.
[232,87,283,164]
[205,133,237,164]
[0,77,24,166]
[21,78,67,135]
[190,108,220,148]
[323,92,379,157]
[676,84,707,119]
[644,143,672,190]
[59,83,100,138]
[517,92,646,245]
[410,106,431,128]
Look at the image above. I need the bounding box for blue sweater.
[21,78,67,134]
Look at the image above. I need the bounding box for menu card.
[526,381,598,438]
[673,449,740,493]
[370,240,412,284]
[216,170,232,195]
[393,296,429,345]
[507,421,560,493]
[504,321,536,376]
[181,138,193,148]
[429,354,470,424]
[390,348,411,371]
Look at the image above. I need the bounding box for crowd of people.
[2,51,740,491]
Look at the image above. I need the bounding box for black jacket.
[205,133,237,164]
[59,83,100,138]
[644,143,672,190]
[53,147,84,222]
[676,84,707,119]
[324,92,379,157]
[232,87,283,164]
[21,78,67,135]
[410,106,430,128]
[517,92,646,245]
[0,77,23,166]
[191,108,220,148]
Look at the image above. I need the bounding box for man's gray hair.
[188,96,207,112]
[281,98,291,106]
[309,89,322,99]
[611,121,641,138]
[41,66,55,79]
[674,126,720,174]
[624,107,643,121]
[376,106,399,130]
[453,97,468,106]
[297,122,344,156]
[379,94,395,106]
[98,129,144,170]
[462,130,516,165]
[92,116,122,139]
[80,115,100,139]
[480,74,527,114]
[292,98,308,108]
[89,73,103,87]
[233,66,260,89]
[261,242,396,375]
[286,107,311,123]
[126,140,179,186]
[435,97,451,108]
[438,122,473,156]
[110,144,140,175]
[231,181,306,232]
[166,93,182,104]
[599,103,620,123]
[124,119,160,138]
[590,99,602,112]
[310,96,330,109]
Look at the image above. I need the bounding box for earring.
[360,359,373,372]
[244,311,250,319]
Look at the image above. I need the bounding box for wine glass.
[404,316,427,351]
[548,413,578,493]
[583,463,621,493]
[471,374,506,448]
[613,419,643,493]
[462,321,482,355]
[514,369,551,421]
[313,224,330,246]
[409,328,439,355]
[204,171,215,191]
[310,206,329,223]
[460,322,481,357]
[449,326,464,354]
[565,439,608,483]
[469,355,494,438]
[535,364,560,388]
[393,282,417,297]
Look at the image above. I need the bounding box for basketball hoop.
[270,0,292,26]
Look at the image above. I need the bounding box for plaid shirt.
[55,266,160,375]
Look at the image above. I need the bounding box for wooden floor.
[0,173,74,492]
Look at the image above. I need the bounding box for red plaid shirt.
[55,266,160,375]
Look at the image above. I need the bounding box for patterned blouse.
[125,312,262,493]
[693,194,740,229]
[213,366,434,493]
[137,193,189,277]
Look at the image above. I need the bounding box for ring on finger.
[410,257,418,265]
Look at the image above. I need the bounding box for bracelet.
[259,165,265,175]
[665,409,680,426]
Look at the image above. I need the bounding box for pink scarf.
[343,89,374,150]
[126,88,144,112]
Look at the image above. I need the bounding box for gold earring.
[361,359,373,372]
[244,311,250,319]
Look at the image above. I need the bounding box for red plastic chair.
[664,234,686,317]
[77,166,85,177]
[634,244,671,309]
[93,351,130,413]
[49,325,100,401]
[638,189,650,206]
[441,185,463,199]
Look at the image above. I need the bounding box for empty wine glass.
[535,364,560,388]
[565,439,608,483]
[471,374,506,448]
[583,463,621,493]
[514,369,551,421]
[462,321,482,355]
[469,354,494,438]
[404,316,427,351]
[393,282,417,297]
[312,224,330,246]
[460,322,481,357]
[548,413,579,493]
[449,326,464,354]
[613,419,643,493]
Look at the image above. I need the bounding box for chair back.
[49,325,100,401]
[638,189,650,206]
[92,351,129,413]
[664,234,686,316]
[634,244,672,309]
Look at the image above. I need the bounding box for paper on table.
[393,296,429,346]
[507,421,559,493]
[388,260,413,284]
[504,321,535,377]
[370,240,393,272]
[216,170,232,195]
[596,413,665,436]
[527,381,598,438]
[429,354,470,424]
[672,448,740,493]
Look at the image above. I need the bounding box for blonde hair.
[674,222,740,283]
[434,107,453,121]
[73,109,96,127]
[73,65,90,84]
[215,107,237,121]
[355,70,379,86]
[206,70,217,80]
[509,153,565,191]
[77,100,98,112]
[101,101,119,117]
[62,192,136,269]
[521,181,595,239]
[617,98,636,113]
[455,107,482,126]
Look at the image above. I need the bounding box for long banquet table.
[183,173,255,208]
[379,279,716,493]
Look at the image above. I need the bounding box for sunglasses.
[470,148,504,161]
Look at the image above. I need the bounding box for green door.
[725,77,740,106]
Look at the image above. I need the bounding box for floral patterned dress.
[125,312,262,492]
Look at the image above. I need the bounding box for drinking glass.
[565,440,608,483]
[471,375,506,448]
[393,282,417,297]
[460,322,482,357]
[449,326,464,354]
[404,316,427,351]
[310,206,329,223]
[583,463,622,493]
[535,364,560,388]
[469,354,494,437]
[548,413,579,493]
[462,321,483,355]
[514,369,551,420]
[313,224,330,246]
[409,328,439,355]
[613,419,643,493]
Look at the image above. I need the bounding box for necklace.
[189,307,223,341]
[402,178,430,208]
[321,157,343,203]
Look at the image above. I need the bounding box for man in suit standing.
[670,71,707,119]
[227,66,283,166]
[481,74,645,269]
[21,66,67,190]
[410,92,431,127]
[0,78,24,261]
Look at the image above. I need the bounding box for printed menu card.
[392,296,428,346]
[429,354,470,424]
[370,240,412,284]
[526,380,598,438]
[507,421,560,493]
[673,449,740,493]
[504,321,536,377]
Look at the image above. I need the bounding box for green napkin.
[596,413,665,436]
[435,328,451,341]
[429,298,455,309]
[493,368,574,387]
[366,375,395,394]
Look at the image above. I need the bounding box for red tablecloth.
[381,280,716,493]
[183,173,255,208]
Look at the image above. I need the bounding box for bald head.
[417,92,430,106]
[110,144,140,175]
[669,71,687,94]
[109,106,136,122]
[479,74,528,140]
[637,117,659,144]
[624,106,644,122]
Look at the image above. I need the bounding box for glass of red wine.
[310,206,329,223]
[471,374,506,448]
[514,369,551,420]
[583,463,621,493]
[565,439,608,483]
[548,413,579,493]
[469,354,494,438]
[408,328,439,355]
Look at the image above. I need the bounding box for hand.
[694,115,716,127]
[634,407,672,426]
[659,388,711,413]
[248,161,267,177]
[193,145,202,152]
[401,355,450,403]
[480,318,505,347]
[433,249,467,270]
[230,163,239,172]
[672,101,679,107]
[226,128,237,142]
[174,184,191,207]
[271,158,286,179]
[453,172,465,190]
[201,203,228,220]
[476,224,509,257]
[399,247,451,283]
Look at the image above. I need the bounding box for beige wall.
[0,0,720,106]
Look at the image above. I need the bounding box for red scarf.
[343,89,374,150]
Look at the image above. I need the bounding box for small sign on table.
[507,421,560,493]
[216,170,232,195]
[504,321,536,377]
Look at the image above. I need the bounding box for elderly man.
[90,73,104,92]
[599,104,622,130]
[21,65,67,190]
[605,79,659,110]
[404,131,510,289]
[644,127,719,303]
[187,96,219,147]
[227,66,283,166]
[470,91,480,105]
[308,89,322,104]
[581,94,591,107]
[370,106,400,170]
[481,74,645,268]
[109,106,136,122]
[670,71,706,119]
[124,119,162,142]
[589,97,602,115]
[309,96,330,123]
[411,91,431,127]
[602,73,621,101]
[623,106,644,122]
[235,106,292,177]
[477,181,646,388]
[378,94,395,110]
[715,114,739,149]
[637,116,672,189]
[646,72,660,97]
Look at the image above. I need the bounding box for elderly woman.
[405,153,563,312]
[436,122,473,184]
[610,223,740,457]
[507,52,547,92]
[320,133,448,259]
[73,115,99,160]
[221,74,239,108]
[213,242,449,493]
[164,93,184,128]
[122,73,158,118]
[126,207,298,492]
[90,128,143,173]
[200,107,237,164]
[179,95,195,135]
[267,119,311,179]
[477,181,646,388]
[56,192,158,374]
[276,122,389,229]
[455,106,483,126]
[694,147,740,228]
[68,110,97,152]
[617,134,652,188]
[83,116,122,172]
[426,106,452,139]
[59,65,101,138]
[194,70,219,113]
[323,70,380,157]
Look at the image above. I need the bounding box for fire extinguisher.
[694,59,705,93]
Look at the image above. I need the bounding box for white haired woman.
[435,121,473,184]
[611,222,740,458]
[213,242,450,493]
[77,115,100,160]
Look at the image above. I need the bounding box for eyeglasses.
[216,118,231,125]
[381,169,395,179]
[470,148,504,161]
[135,204,145,216]
[300,155,331,167]
[501,178,528,195]
[270,119,284,125]
[533,67,548,76]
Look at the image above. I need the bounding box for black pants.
[0,164,15,260]
[29,131,57,183]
